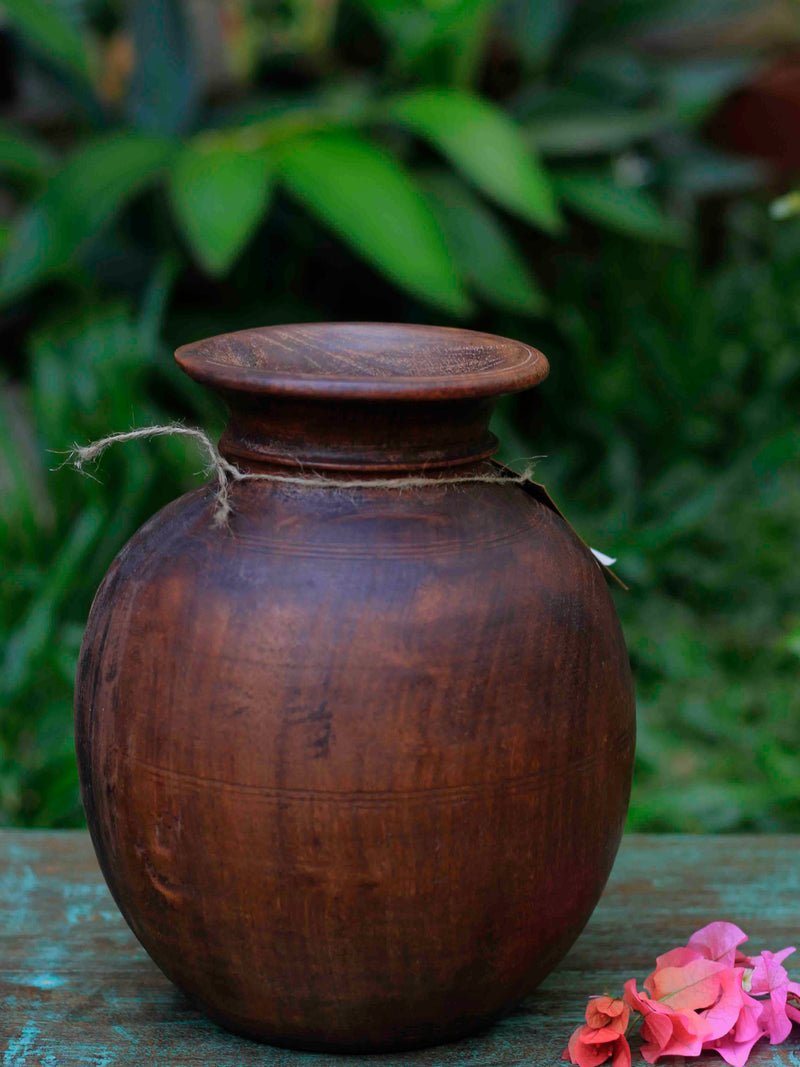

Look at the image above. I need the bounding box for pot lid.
[175,322,548,402]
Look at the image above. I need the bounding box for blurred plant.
[491,208,800,832]
[0,0,795,830]
[0,259,224,824]
[771,189,800,219]
[0,0,766,319]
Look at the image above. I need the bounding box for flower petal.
[610,1035,631,1067]
[582,1026,626,1045]
[646,957,727,1012]
[652,946,703,973]
[565,1025,617,1067]
[749,949,793,1043]
[705,1028,767,1067]
[688,923,749,967]
[586,996,628,1032]
[734,991,764,1042]
[702,969,746,1041]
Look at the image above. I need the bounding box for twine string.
[58,424,542,528]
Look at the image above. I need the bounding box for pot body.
[75,472,634,1051]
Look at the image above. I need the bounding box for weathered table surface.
[1,833,799,1066]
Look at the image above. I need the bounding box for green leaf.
[0,388,49,554]
[354,0,434,61]
[556,169,685,243]
[1,0,95,87]
[671,146,765,197]
[525,108,669,156]
[445,0,498,89]
[169,143,273,275]
[385,89,561,233]
[355,0,494,73]
[503,0,570,69]
[772,190,800,222]
[575,0,763,43]
[658,57,755,125]
[2,506,104,699]
[128,0,198,134]
[0,134,172,304]
[0,124,54,182]
[278,132,470,315]
[419,170,545,315]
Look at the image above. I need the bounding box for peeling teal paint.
[65,903,92,926]
[5,974,66,990]
[62,883,110,899]
[62,881,119,927]
[112,1024,139,1045]
[0,865,37,935]
[3,1021,39,1067]
[4,841,39,864]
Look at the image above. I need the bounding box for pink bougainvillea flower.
[566,924,800,1067]
[585,995,630,1033]
[564,996,632,1067]
[750,945,796,974]
[564,1025,610,1067]
[702,977,766,1067]
[688,922,749,968]
[563,1024,630,1067]
[624,979,712,1062]
[748,948,796,1044]
[733,990,766,1045]
[564,1024,631,1067]
[644,953,727,1013]
[652,946,703,971]
[701,968,748,1041]
[706,1030,764,1067]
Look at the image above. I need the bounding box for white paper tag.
[590,548,617,567]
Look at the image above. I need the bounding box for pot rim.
[175,322,549,402]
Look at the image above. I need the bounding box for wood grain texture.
[2,833,800,1065]
[74,323,634,1050]
[175,323,549,399]
[73,477,634,1051]
[177,324,548,470]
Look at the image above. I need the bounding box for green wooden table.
[2,832,799,1065]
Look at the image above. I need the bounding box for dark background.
[1,0,799,831]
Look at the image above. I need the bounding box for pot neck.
[174,323,549,472]
[217,392,499,472]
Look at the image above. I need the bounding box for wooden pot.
[75,323,635,1052]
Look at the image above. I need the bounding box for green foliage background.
[1,0,798,830]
